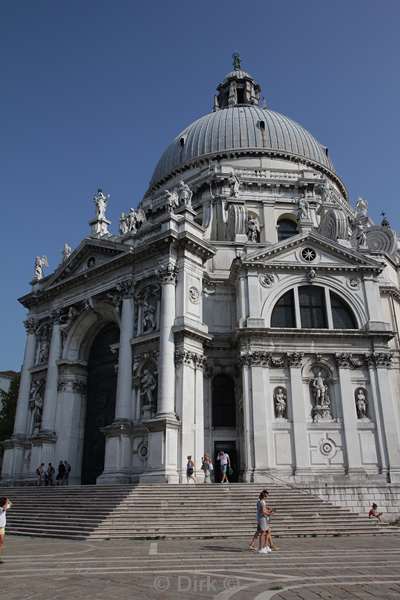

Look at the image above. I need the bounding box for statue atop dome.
[232,52,241,71]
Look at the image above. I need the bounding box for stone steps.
[0,482,390,540]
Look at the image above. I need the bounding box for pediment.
[44,238,129,288]
[244,232,384,271]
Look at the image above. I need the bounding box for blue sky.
[1,0,399,370]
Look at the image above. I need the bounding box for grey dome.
[148,105,335,191]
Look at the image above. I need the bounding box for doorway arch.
[81,323,119,484]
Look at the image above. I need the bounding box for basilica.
[2,57,400,486]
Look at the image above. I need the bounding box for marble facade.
[2,59,400,485]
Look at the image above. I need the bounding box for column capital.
[50,308,64,325]
[157,264,177,285]
[286,352,304,368]
[335,353,364,369]
[175,350,206,369]
[371,352,393,368]
[116,278,135,299]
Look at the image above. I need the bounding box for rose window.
[301,247,316,262]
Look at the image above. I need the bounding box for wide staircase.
[0,483,390,540]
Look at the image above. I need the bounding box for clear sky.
[1,0,399,370]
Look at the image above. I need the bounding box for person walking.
[63,461,71,485]
[36,463,45,486]
[186,456,196,483]
[56,461,66,485]
[0,497,12,564]
[217,450,230,483]
[254,489,272,554]
[201,454,213,483]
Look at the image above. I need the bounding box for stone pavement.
[1,534,400,599]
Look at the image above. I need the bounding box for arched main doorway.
[81,323,119,484]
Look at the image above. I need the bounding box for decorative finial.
[232,52,241,71]
[33,256,48,281]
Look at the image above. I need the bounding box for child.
[368,503,383,522]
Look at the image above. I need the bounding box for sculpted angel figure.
[63,243,72,262]
[177,180,193,209]
[165,188,179,211]
[29,379,44,434]
[355,197,368,219]
[297,197,310,222]
[33,256,48,281]
[140,368,157,415]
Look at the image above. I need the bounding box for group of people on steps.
[186,450,232,483]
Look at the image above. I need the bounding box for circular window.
[301,247,317,262]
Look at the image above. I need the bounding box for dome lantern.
[213,53,262,111]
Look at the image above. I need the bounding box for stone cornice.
[236,327,394,342]
[239,350,393,369]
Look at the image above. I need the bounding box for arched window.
[270,286,358,330]
[331,291,357,329]
[299,286,327,329]
[277,218,298,242]
[212,375,236,428]
[271,290,296,327]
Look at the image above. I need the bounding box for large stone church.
[2,57,400,486]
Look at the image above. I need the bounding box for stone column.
[287,353,310,478]
[176,350,204,481]
[240,358,254,481]
[1,317,37,480]
[372,353,400,482]
[335,354,363,477]
[115,284,134,422]
[157,265,177,415]
[100,281,134,484]
[13,318,37,436]
[40,313,62,435]
[55,373,87,485]
[250,359,270,481]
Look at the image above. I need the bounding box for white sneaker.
[265,546,272,553]
[257,547,268,554]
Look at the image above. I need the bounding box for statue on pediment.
[165,188,179,212]
[33,256,48,281]
[63,243,72,262]
[93,189,109,220]
[355,197,368,219]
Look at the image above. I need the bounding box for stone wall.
[299,484,400,521]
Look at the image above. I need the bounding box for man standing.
[0,497,12,564]
[217,450,230,483]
